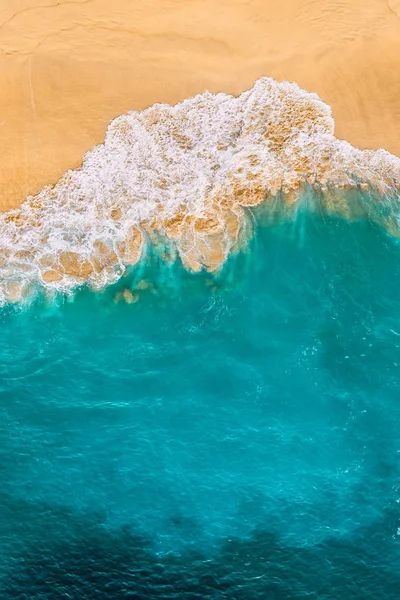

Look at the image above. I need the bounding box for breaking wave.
[0,77,399,304]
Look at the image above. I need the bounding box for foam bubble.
[0,77,399,304]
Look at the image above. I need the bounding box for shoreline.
[0,0,400,211]
[0,76,399,305]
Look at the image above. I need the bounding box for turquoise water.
[1,204,400,598]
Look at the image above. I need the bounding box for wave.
[1,77,400,304]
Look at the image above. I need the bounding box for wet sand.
[0,0,399,211]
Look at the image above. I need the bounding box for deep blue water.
[1,207,400,598]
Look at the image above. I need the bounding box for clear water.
[1,206,400,598]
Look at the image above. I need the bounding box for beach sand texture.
[0,0,399,212]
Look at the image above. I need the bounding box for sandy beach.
[0,0,399,212]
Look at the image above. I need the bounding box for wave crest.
[1,77,399,304]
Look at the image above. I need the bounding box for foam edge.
[0,77,399,305]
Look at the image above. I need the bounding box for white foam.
[0,77,399,304]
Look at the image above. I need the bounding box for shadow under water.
[1,495,400,600]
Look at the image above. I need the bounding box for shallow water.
[1,205,400,598]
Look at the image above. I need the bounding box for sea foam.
[0,77,399,304]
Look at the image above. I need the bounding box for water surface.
[1,205,400,598]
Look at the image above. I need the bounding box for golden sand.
[0,0,399,212]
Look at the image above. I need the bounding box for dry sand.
[0,0,399,212]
